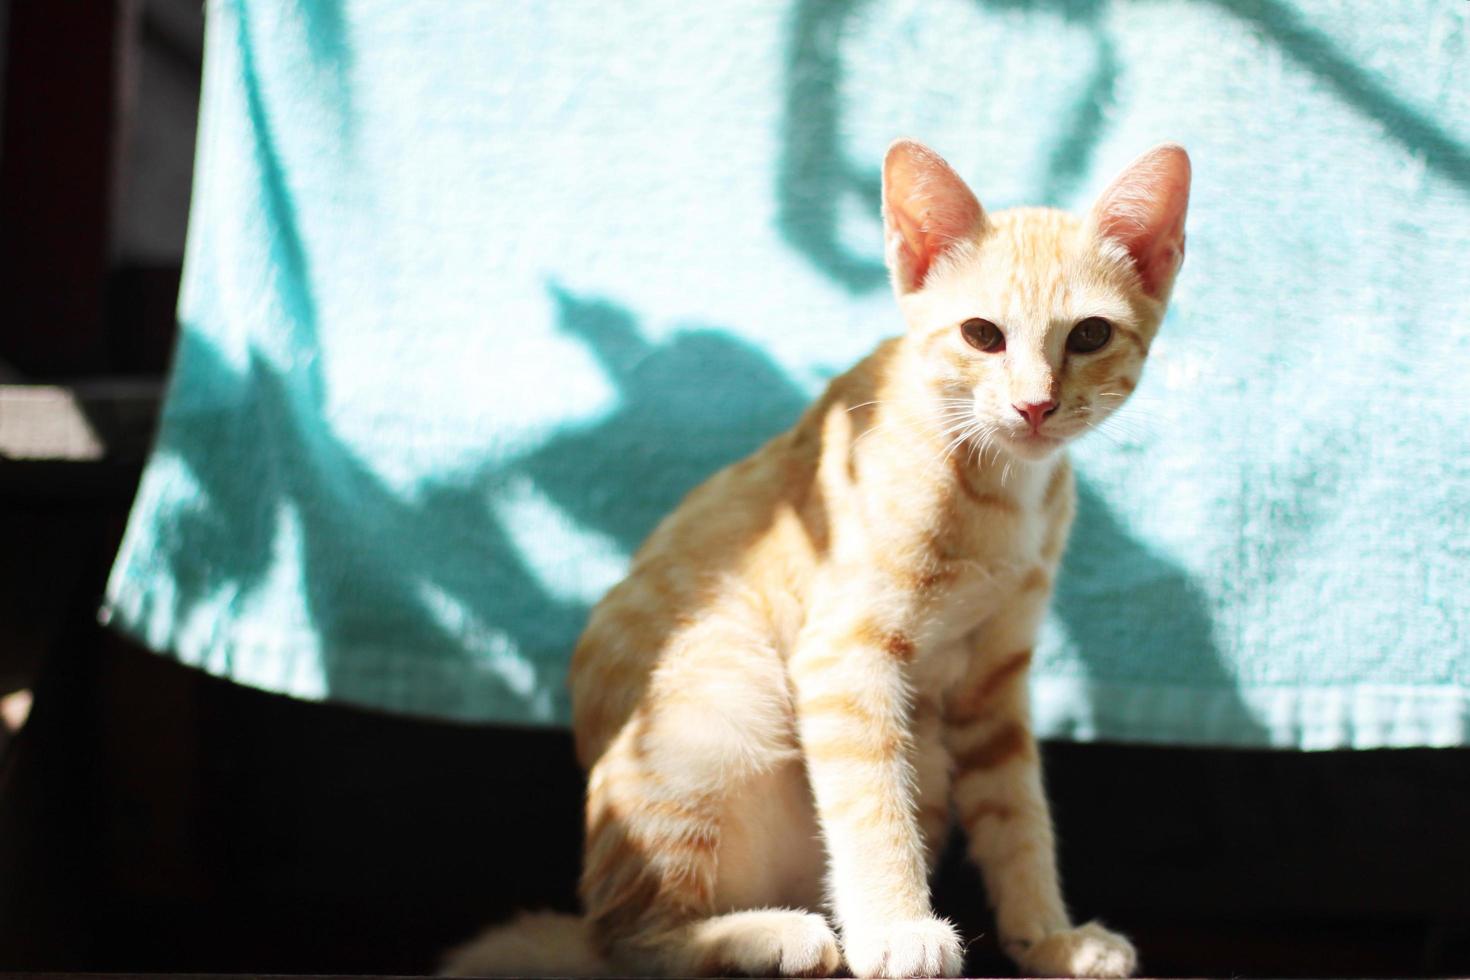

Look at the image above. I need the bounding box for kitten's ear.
[1089,143,1191,299]
[882,139,987,295]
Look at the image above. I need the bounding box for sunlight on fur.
[444,139,1190,979]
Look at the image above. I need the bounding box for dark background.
[1,2,1467,975]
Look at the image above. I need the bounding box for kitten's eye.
[960,318,1004,353]
[1067,317,1112,354]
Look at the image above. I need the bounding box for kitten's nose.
[1013,399,1059,431]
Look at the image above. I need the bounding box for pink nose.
[1013,399,1058,431]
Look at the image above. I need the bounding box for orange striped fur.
[445,141,1189,979]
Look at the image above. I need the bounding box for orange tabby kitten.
[445,139,1190,979]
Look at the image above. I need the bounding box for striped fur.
[446,141,1188,978]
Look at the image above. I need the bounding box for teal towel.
[104,0,1470,748]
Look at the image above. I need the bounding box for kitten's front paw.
[1007,921,1137,978]
[843,916,963,978]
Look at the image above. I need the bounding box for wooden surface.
[0,382,160,500]
[0,382,161,462]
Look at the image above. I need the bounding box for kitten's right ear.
[882,140,987,295]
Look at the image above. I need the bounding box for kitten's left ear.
[882,139,987,295]
[1090,143,1191,299]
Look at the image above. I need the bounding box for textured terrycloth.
[105,0,1470,748]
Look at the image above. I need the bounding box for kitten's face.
[881,141,1190,463]
[902,210,1158,461]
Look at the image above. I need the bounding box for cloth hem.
[101,583,1468,749]
[1031,675,1470,750]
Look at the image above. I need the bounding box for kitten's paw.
[842,915,964,978]
[1007,921,1137,978]
[696,909,841,977]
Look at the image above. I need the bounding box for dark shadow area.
[0,628,586,973]
[1040,740,1470,976]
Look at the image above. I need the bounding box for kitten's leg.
[790,601,964,979]
[580,618,839,977]
[945,599,1136,978]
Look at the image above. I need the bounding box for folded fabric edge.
[1031,675,1470,751]
[97,585,569,729]
[98,535,1469,751]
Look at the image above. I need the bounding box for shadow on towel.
[144,284,809,719]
